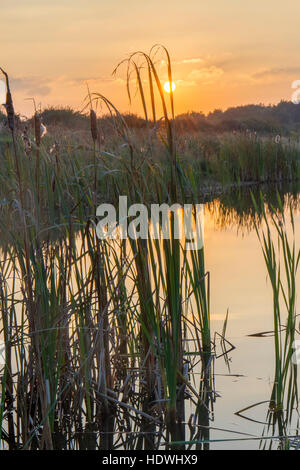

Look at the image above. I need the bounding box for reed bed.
[0,46,299,450]
[0,48,217,450]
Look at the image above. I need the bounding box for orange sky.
[1,1,300,117]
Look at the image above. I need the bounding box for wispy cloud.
[252,67,300,80]
[69,76,125,85]
[176,58,204,65]
[176,79,197,87]
[11,76,52,96]
[8,74,125,101]
[188,66,224,84]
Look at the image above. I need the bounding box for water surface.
[204,192,300,449]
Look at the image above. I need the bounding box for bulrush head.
[90,109,98,143]
[34,112,41,147]
[0,67,15,132]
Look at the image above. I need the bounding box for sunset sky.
[1,0,300,117]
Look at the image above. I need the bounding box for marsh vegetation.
[0,48,299,450]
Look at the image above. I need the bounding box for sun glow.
[163,81,176,93]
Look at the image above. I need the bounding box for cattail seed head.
[0,68,15,132]
[90,109,98,143]
[5,91,15,132]
[34,112,41,147]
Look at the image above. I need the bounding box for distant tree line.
[175,101,300,134]
[2,101,300,134]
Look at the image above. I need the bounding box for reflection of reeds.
[207,184,300,232]
[0,201,214,449]
[253,193,300,449]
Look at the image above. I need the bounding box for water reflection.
[206,182,300,232]
[0,183,299,449]
[205,186,300,449]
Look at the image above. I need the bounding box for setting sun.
[163,81,176,93]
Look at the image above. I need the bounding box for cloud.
[252,67,300,80]
[7,74,125,103]
[188,66,224,84]
[176,79,197,87]
[11,76,51,96]
[69,75,125,84]
[177,58,204,65]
